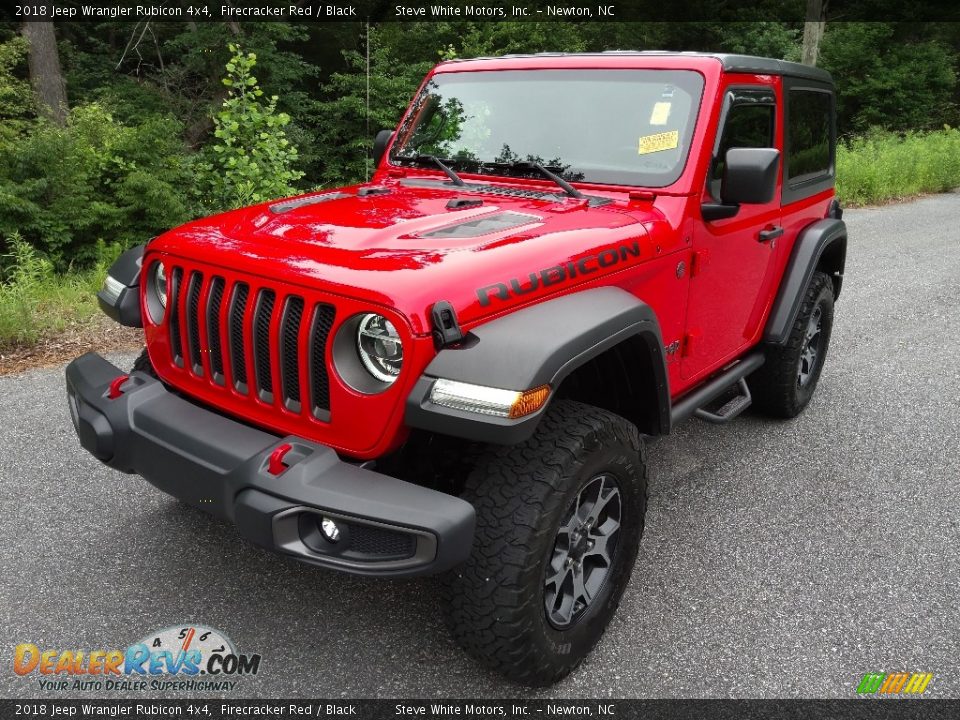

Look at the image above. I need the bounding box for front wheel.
[441,400,647,686]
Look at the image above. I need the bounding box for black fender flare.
[97,244,144,327]
[764,218,846,345]
[405,287,669,444]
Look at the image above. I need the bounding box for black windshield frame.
[390,68,706,189]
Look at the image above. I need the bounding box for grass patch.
[837,127,960,206]
[0,233,113,350]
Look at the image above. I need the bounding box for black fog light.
[298,512,349,554]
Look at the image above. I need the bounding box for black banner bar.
[3,699,960,720]
[5,0,960,23]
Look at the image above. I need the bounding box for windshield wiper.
[400,154,465,186]
[504,161,584,200]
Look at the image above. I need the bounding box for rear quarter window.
[787,89,833,182]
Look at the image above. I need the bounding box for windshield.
[390,69,705,188]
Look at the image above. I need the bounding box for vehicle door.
[682,83,783,380]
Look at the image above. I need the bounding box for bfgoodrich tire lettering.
[441,400,647,686]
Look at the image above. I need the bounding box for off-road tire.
[441,400,647,686]
[751,270,835,418]
[131,348,158,378]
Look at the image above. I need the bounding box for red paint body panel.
[140,54,834,459]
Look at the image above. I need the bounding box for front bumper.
[65,352,475,578]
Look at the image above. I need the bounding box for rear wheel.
[442,400,647,686]
[751,270,835,418]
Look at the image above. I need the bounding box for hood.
[150,180,659,334]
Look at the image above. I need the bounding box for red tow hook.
[268,443,293,475]
[107,374,130,399]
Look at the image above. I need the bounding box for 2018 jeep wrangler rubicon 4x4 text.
[66,52,845,686]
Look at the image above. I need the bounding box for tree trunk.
[22,22,68,125]
[801,0,826,67]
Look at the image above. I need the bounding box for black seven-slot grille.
[167,267,335,421]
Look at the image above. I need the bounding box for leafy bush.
[836,127,960,206]
[193,44,304,212]
[820,23,958,133]
[0,36,35,144]
[0,104,192,268]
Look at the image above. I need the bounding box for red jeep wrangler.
[66,52,846,685]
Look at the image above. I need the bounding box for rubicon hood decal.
[477,240,642,307]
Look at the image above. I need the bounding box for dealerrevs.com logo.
[13,625,261,692]
[856,672,933,695]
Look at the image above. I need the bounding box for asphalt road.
[2,193,959,700]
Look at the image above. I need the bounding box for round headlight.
[356,314,402,383]
[144,261,168,325]
[154,262,167,309]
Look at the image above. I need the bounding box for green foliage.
[0,103,192,268]
[569,21,800,59]
[713,22,802,61]
[820,23,958,133]
[0,36,35,142]
[194,44,304,211]
[310,28,434,187]
[442,21,589,58]
[836,127,960,206]
[0,232,111,348]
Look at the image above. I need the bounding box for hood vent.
[357,186,391,197]
[420,212,540,239]
[447,198,484,209]
[270,192,351,214]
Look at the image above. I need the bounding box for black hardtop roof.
[446,51,834,85]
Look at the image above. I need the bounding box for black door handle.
[758,226,784,243]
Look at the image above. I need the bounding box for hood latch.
[431,301,464,349]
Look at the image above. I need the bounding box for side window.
[787,89,832,182]
[709,100,775,200]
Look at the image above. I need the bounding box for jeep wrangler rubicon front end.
[66,52,846,686]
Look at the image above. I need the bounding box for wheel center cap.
[570,528,589,561]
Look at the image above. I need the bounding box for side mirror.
[373,129,394,168]
[702,147,780,221]
[721,147,780,205]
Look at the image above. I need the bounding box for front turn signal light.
[508,385,551,419]
[429,379,550,419]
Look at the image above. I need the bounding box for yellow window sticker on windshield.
[639,130,679,155]
[649,102,672,126]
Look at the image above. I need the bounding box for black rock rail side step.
[670,352,765,428]
[693,378,753,424]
